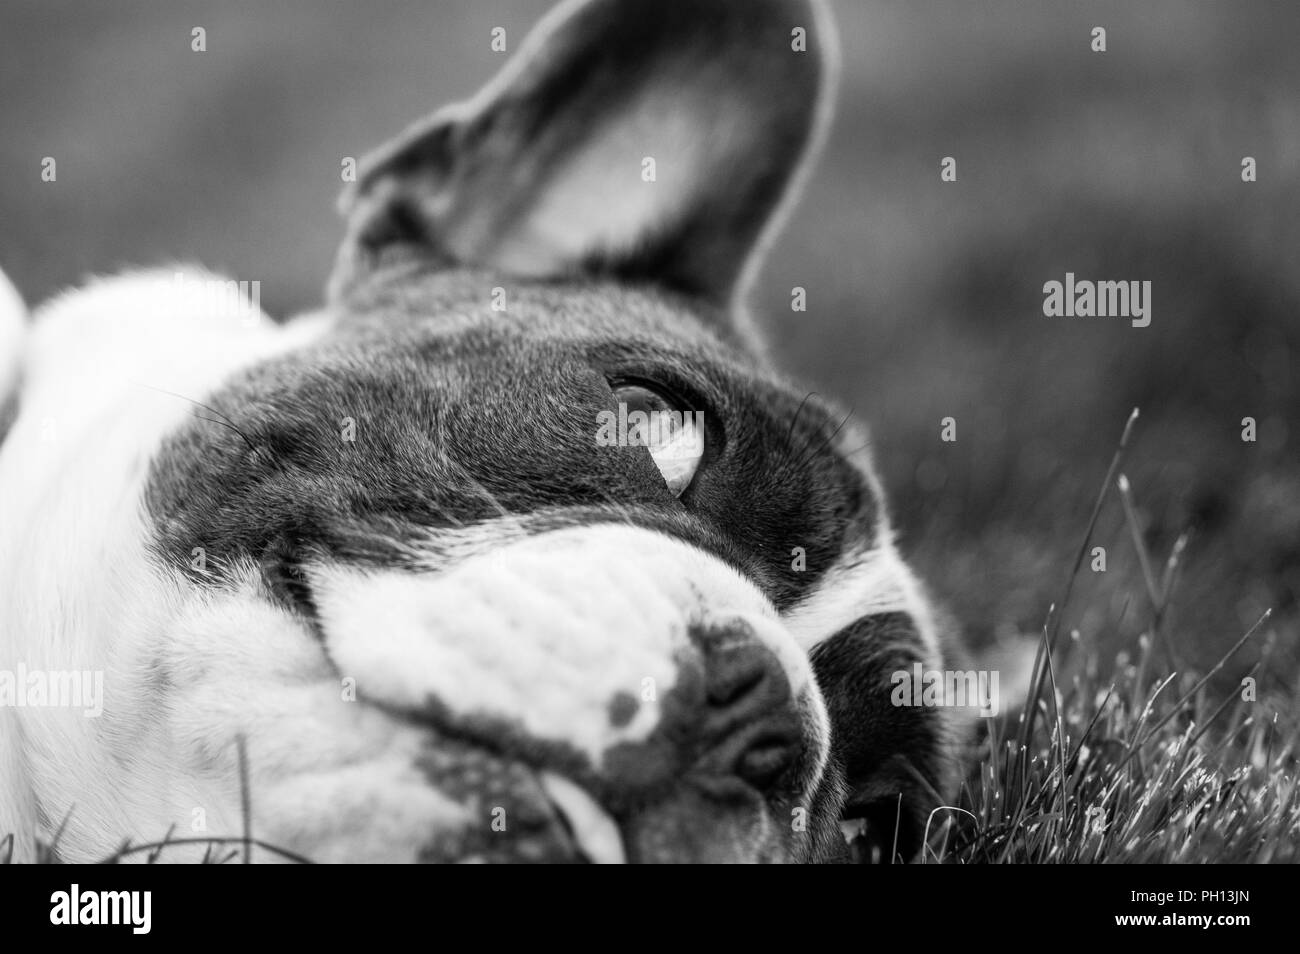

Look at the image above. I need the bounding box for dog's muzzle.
[412,625,813,862]
[309,523,833,863]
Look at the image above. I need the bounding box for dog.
[0,0,971,863]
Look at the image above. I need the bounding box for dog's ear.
[331,0,836,309]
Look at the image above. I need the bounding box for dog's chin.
[407,740,811,864]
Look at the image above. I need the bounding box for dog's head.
[0,0,965,863]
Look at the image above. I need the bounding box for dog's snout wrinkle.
[704,636,792,714]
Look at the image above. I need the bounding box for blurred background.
[2,0,1297,680]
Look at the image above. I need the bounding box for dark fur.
[146,269,877,617]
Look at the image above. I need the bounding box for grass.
[941,609,1298,863]
[934,410,1300,863]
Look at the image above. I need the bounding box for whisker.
[132,381,262,459]
[795,407,854,470]
[783,390,820,455]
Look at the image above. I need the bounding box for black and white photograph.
[0,0,1295,905]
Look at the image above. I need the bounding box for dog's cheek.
[129,580,475,863]
[809,613,963,862]
[253,734,475,864]
[796,757,854,863]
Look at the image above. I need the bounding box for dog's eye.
[610,383,704,496]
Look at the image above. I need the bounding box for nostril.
[736,731,802,788]
[693,637,805,789]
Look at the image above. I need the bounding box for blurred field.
[2,0,1297,683]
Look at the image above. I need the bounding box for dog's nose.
[689,628,806,788]
[603,621,808,798]
[608,623,813,863]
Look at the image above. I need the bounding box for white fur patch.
[0,269,333,860]
[312,523,829,771]
[0,266,23,403]
[782,533,943,667]
[0,265,33,848]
